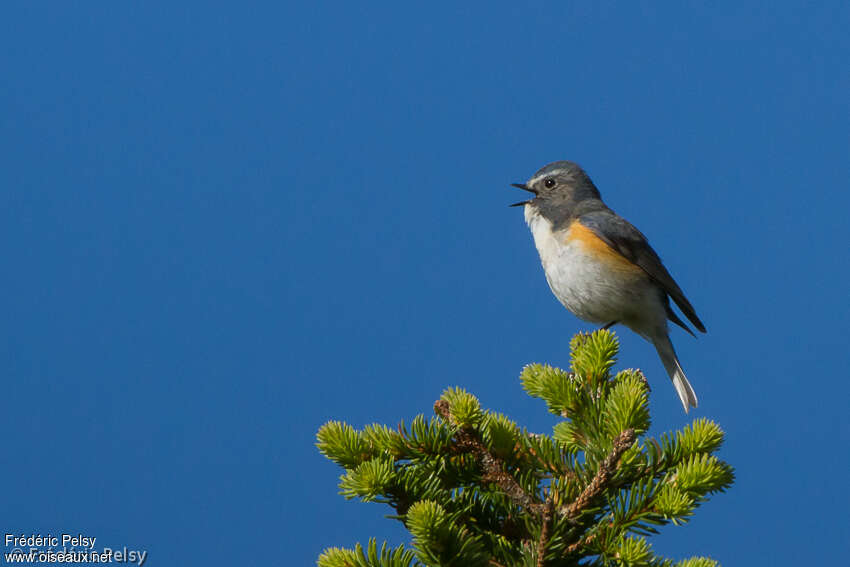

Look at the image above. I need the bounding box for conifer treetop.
[317,330,734,567]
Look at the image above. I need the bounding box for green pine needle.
[481,412,519,458]
[339,455,396,501]
[604,372,651,437]
[407,501,490,567]
[362,423,407,457]
[570,329,619,387]
[441,387,483,428]
[674,558,720,567]
[675,454,735,497]
[317,421,374,468]
[613,535,654,565]
[318,539,420,567]
[520,363,577,415]
[654,484,696,524]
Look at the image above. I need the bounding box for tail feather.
[653,334,698,412]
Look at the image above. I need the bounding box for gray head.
[511,161,603,224]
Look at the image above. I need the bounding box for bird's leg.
[601,321,618,330]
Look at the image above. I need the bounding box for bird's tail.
[652,334,698,412]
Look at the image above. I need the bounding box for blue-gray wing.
[578,210,706,334]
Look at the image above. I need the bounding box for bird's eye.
[544,178,556,188]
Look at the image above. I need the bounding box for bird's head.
[510,161,601,210]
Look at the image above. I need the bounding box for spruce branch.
[560,428,636,520]
[434,399,543,515]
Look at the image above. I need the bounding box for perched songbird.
[512,161,706,412]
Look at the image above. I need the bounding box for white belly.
[524,206,663,330]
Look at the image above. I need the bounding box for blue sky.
[1,2,848,565]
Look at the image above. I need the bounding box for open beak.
[509,183,537,207]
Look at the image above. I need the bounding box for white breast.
[524,205,661,329]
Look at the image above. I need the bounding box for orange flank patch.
[565,221,643,274]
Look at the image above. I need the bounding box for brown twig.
[566,533,596,554]
[559,428,636,519]
[434,400,543,515]
[536,497,554,567]
[634,369,651,391]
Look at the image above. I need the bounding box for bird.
[511,160,705,412]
